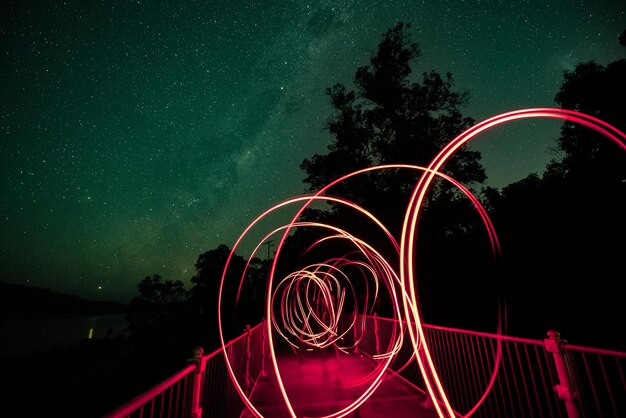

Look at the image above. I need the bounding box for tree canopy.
[127,274,186,334]
[188,244,265,338]
[545,35,626,189]
[491,29,626,348]
[300,22,487,242]
[290,22,497,325]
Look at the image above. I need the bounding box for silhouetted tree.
[188,244,240,313]
[188,244,265,341]
[136,274,186,305]
[289,22,498,328]
[544,33,626,188]
[127,274,186,334]
[491,30,626,348]
[301,22,486,237]
[242,256,268,319]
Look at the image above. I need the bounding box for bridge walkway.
[243,348,440,418]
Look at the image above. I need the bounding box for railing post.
[353,316,359,354]
[260,321,268,379]
[245,324,252,394]
[189,346,205,418]
[373,313,380,355]
[544,330,580,418]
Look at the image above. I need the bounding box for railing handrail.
[102,364,196,418]
[202,321,266,360]
[364,313,626,418]
[103,321,266,418]
[563,342,626,357]
[104,316,625,418]
[373,314,545,346]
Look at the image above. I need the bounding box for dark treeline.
[2,22,624,418]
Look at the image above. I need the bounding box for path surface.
[242,348,440,418]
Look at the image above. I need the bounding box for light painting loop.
[218,108,626,418]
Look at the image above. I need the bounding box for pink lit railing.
[200,322,267,418]
[103,321,267,418]
[562,343,626,418]
[361,315,626,418]
[105,316,624,418]
[102,363,196,418]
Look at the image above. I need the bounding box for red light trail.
[218,108,626,418]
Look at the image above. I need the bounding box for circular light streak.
[218,108,626,418]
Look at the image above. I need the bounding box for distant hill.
[0,281,128,318]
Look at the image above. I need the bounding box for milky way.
[1,0,623,301]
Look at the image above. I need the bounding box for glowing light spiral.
[218,108,626,418]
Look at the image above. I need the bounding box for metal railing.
[101,363,196,418]
[103,321,267,418]
[104,315,625,418]
[200,322,267,418]
[563,342,626,418]
[360,314,626,418]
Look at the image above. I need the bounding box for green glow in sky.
[1,0,624,302]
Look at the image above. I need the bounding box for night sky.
[1,0,624,303]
